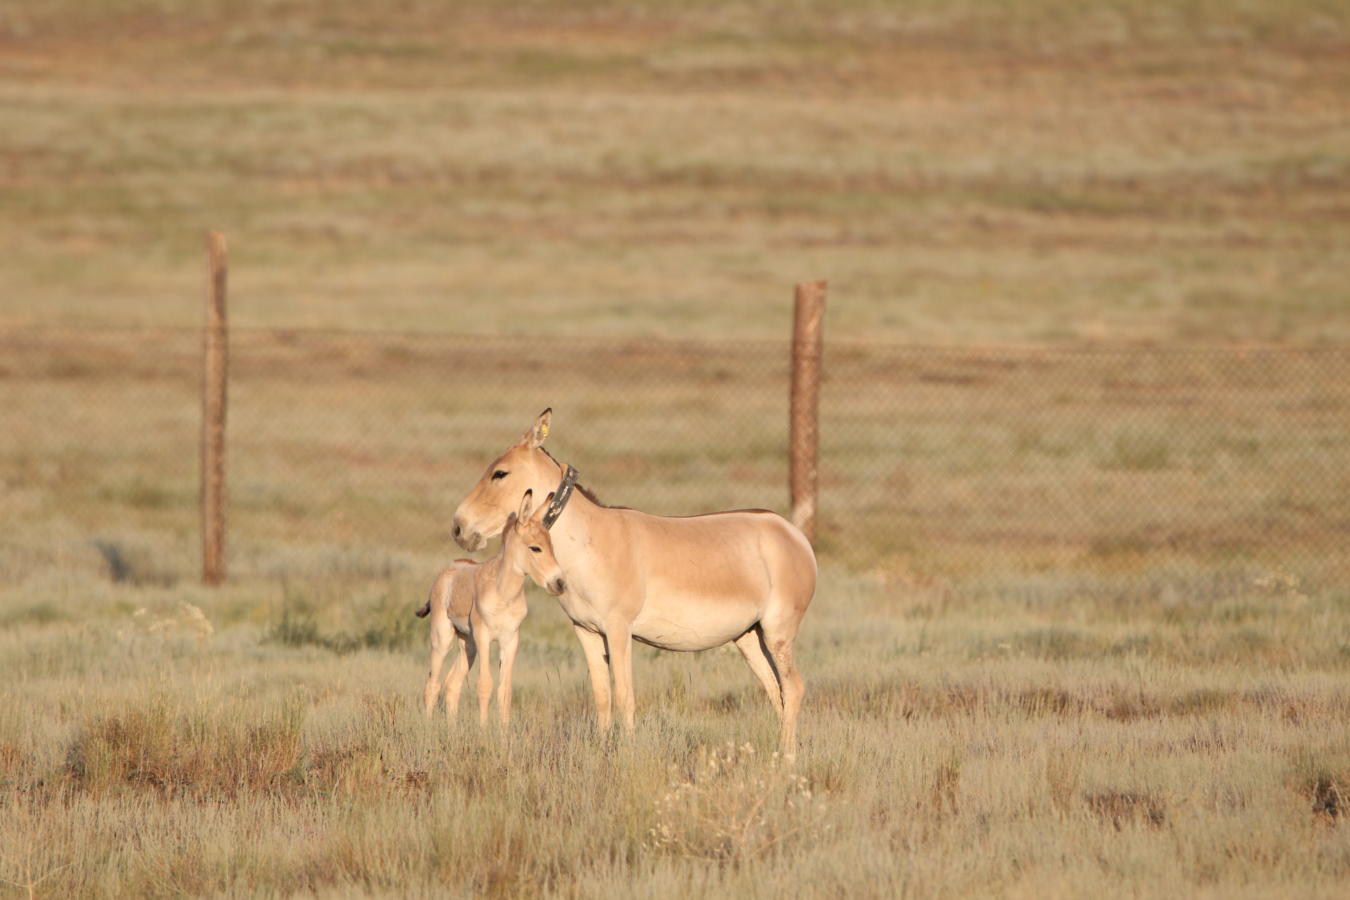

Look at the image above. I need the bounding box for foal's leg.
[733,625,784,716]
[496,629,520,726]
[572,624,612,731]
[443,632,476,722]
[423,617,455,716]
[476,631,496,726]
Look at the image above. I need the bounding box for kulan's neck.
[536,453,604,533]
[542,477,611,577]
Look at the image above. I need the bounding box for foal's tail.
[414,572,441,618]
[415,559,477,618]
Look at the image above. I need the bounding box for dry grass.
[2,564,1349,897]
[3,1,1350,896]
[3,335,1346,896]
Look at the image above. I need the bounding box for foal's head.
[453,408,562,551]
[501,490,565,596]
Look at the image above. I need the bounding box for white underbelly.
[555,581,763,651]
[631,605,756,652]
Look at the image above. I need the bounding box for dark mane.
[538,446,619,509]
[575,482,609,506]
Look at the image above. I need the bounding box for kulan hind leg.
[733,625,783,716]
[760,616,806,760]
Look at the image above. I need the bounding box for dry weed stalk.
[118,603,214,643]
[646,742,828,863]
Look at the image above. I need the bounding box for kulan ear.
[517,489,535,522]
[533,492,555,522]
[519,408,552,449]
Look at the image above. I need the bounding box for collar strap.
[542,465,578,530]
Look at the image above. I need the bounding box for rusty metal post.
[201,230,228,585]
[789,280,826,544]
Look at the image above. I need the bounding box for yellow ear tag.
[539,423,549,439]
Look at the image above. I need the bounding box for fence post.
[201,230,229,585]
[789,280,826,545]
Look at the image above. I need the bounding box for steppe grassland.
[3,553,1350,897]
[3,1,1350,897]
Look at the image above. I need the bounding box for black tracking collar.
[542,465,578,530]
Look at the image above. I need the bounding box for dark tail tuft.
[414,600,431,618]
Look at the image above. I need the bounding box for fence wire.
[2,327,1347,592]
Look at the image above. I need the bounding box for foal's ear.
[503,511,518,534]
[519,408,552,449]
[532,492,555,522]
[517,489,535,522]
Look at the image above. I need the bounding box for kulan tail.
[414,600,431,618]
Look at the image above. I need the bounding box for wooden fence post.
[789,280,826,544]
[201,230,229,585]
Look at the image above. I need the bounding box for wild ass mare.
[452,410,817,756]
[418,490,564,725]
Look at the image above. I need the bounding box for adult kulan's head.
[453,408,562,552]
[500,489,566,596]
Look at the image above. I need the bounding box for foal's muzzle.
[548,578,566,596]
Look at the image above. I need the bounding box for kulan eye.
[529,546,543,553]
[491,470,508,480]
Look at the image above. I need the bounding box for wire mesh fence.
[3,326,1348,594]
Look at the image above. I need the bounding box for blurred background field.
[2,1,1350,896]
[2,0,1348,342]
[3,328,1348,584]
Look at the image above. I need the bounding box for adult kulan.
[452,410,816,757]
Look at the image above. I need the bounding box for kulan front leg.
[572,624,612,732]
[606,622,636,732]
[496,630,520,726]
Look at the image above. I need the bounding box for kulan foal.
[417,490,564,725]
